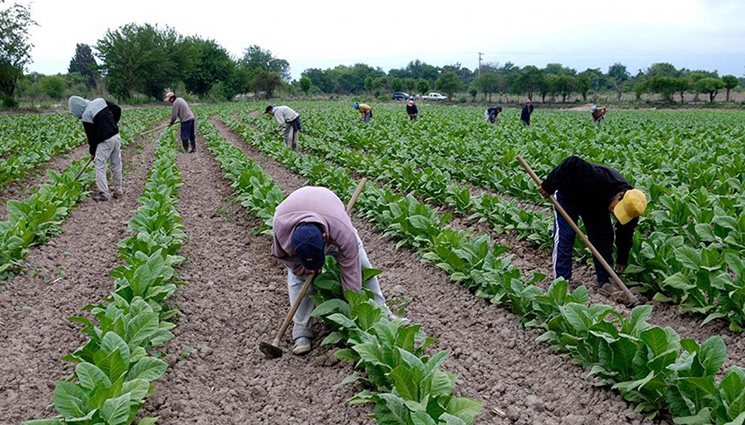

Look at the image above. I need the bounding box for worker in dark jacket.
[406,100,419,121]
[485,106,502,123]
[521,99,534,126]
[69,96,123,202]
[538,156,647,293]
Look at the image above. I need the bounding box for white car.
[423,92,447,100]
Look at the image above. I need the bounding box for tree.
[575,72,591,101]
[252,70,283,99]
[40,75,65,99]
[177,37,232,96]
[722,75,739,102]
[607,63,630,84]
[0,1,37,104]
[435,71,462,101]
[472,73,500,101]
[96,23,180,99]
[240,45,290,82]
[301,68,333,93]
[644,76,679,102]
[696,77,724,102]
[416,78,430,94]
[299,76,311,95]
[363,75,373,92]
[390,77,403,92]
[542,74,560,102]
[515,66,542,100]
[555,75,575,102]
[403,78,416,94]
[68,43,98,89]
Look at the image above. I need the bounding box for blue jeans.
[363,112,372,124]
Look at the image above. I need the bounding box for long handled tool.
[73,157,93,181]
[139,121,179,138]
[516,155,638,305]
[260,177,368,359]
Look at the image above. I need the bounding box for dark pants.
[180,119,196,151]
[552,191,614,287]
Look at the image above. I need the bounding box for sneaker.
[92,193,108,202]
[112,188,124,199]
[292,337,312,355]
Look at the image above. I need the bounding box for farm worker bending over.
[272,186,397,355]
[591,105,607,124]
[354,102,372,124]
[165,91,196,153]
[538,155,647,296]
[521,99,534,126]
[68,96,123,202]
[265,105,301,151]
[406,99,419,121]
[485,106,502,123]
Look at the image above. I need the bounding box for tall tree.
[96,23,180,99]
[0,0,36,103]
[252,70,282,99]
[607,63,630,84]
[240,45,290,82]
[516,66,543,100]
[722,75,739,102]
[177,37,232,96]
[435,71,462,100]
[68,43,98,88]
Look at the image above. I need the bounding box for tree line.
[1,4,743,106]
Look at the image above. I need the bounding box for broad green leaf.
[699,336,726,376]
[138,418,159,425]
[673,407,712,425]
[311,299,350,318]
[100,393,131,425]
[75,362,111,391]
[411,411,437,425]
[22,419,63,425]
[126,311,159,349]
[375,393,410,425]
[445,396,482,424]
[53,381,89,418]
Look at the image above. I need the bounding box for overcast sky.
[18,0,745,80]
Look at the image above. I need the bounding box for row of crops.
[206,102,745,424]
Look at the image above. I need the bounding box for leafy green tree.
[555,75,575,102]
[696,77,724,102]
[68,43,98,89]
[416,78,430,94]
[0,0,36,104]
[390,77,403,92]
[177,37,232,96]
[542,74,560,102]
[722,75,739,102]
[363,75,373,92]
[608,63,630,84]
[403,78,416,94]
[468,84,477,98]
[240,45,290,82]
[96,23,180,99]
[644,76,679,102]
[516,65,542,100]
[299,76,311,95]
[40,75,65,99]
[252,70,283,99]
[472,73,500,101]
[435,71,462,100]
[646,62,680,78]
[301,68,333,93]
[674,77,692,103]
[373,76,388,91]
[575,72,591,101]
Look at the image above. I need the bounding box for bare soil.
[0,139,154,423]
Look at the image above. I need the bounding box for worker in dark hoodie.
[68,96,123,201]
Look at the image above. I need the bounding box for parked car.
[423,92,447,100]
[392,92,410,100]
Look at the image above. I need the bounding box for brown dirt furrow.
[208,118,651,424]
[143,127,369,424]
[0,138,155,423]
[0,143,90,221]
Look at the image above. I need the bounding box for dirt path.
[142,128,370,424]
[202,119,649,424]
[0,138,155,423]
[0,143,90,221]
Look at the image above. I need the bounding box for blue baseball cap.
[292,223,325,270]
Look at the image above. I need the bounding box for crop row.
[26,128,186,425]
[200,119,482,424]
[229,108,745,332]
[216,108,745,424]
[0,109,165,280]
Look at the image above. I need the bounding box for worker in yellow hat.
[537,155,647,296]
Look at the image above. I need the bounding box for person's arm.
[615,217,638,267]
[83,122,97,157]
[335,232,362,292]
[274,111,287,131]
[170,103,179,125]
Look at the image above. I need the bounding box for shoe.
[112,188,124,199]
[92,193,108,202]
[597,283,617,298]
[188,149,195,153]
[293,337,312,355]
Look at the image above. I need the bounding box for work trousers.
[180,119,196,151]
[287,230,387,339]
[552,191,615,286]
[94,134,122,198]
[283,117,300,151]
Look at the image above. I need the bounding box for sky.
[16,0,745,80]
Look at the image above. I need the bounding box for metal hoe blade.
[259,341,284,359]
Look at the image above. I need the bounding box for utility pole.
[478,52,484,77]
